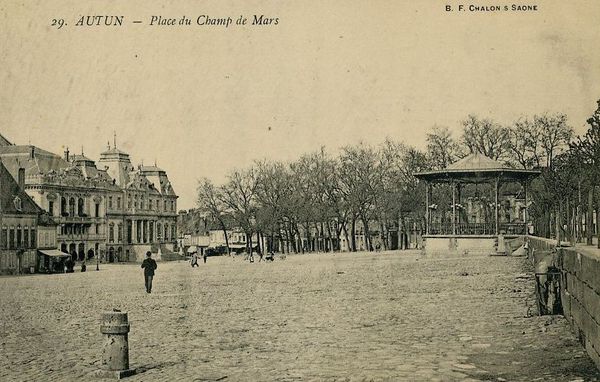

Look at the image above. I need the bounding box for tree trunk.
[588,186,594,246]
[577,179,582,243]
[379,220,388,250]
[326,221,334,252]
[304,222,311,253]
[398,213,404,250]
[555,205,561,246]
[220,220,231,255]
[361,216,371,251]
[342,223,350,252]
[566,197,572,244]
[351,218,357,252]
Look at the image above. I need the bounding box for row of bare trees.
[192,100,600,253]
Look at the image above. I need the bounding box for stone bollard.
[96,310,136,379]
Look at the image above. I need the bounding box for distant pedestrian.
[191,253,199,267]
[141,251,158,293]
[203,252,207,263]
[81,261,87,272]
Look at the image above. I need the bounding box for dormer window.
[14,196,22,211]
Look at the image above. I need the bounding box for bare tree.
[220,168,259,255]
[461,115,510,161]
[197,178,231,254]
[536,112,573,168]
[426,126,463,169]
[507,117,542,169]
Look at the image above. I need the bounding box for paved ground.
[1,251,599,381]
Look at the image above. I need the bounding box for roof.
[71,154,94,163]
[139,165,165,173]
[415,153,541,183]
[0,134,13,146]
[100,147,129,156]
[0,145,70,177]
[0,160,43,215]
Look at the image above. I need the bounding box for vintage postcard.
[1,1,600,381]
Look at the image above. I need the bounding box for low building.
[0,160,58,274]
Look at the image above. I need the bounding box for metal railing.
[428,222,526,235]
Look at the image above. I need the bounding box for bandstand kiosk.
[415,154,540,256]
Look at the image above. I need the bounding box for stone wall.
[529,236,600,368]
[423,236,497,256]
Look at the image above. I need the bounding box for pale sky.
[1,0,599,209]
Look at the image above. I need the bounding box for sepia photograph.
[1,0,600,380]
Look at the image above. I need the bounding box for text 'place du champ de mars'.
[73,14,279,27]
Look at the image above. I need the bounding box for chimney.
[64,147,70,162]
[18,168,25,190]
[29,146,35,159]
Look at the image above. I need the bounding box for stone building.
[0,160,57,274]
[0,134,178,262]
[98,143,179,261]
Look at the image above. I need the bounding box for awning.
[227,244,258,249]
[39,249,70,258]
[187,246,197,253]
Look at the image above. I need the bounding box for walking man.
[141,251,158,293]
[191,252,199,267]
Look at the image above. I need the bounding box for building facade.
[0,134,178,262]
[0,160,57,274]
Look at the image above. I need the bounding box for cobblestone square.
[1,251,599,381]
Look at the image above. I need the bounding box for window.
[48,201,54,216]
[14,197,22,211]
[9,228,15,249]
[109,197,113,209]
[109,224,114,243]
[95,224,99,235]
[0,227,7,249]
[117,197,121,209]
[78,198,84,216]
[156,200,159,210]
[24,228,29,249]
[128,195,132,209]
[15,226,21,247]
[134,195,138,209]
[30,229,36,248]
[69,198,75,217]
[118,224,123,242]
[164,200,167,210]
[61,197,67,216]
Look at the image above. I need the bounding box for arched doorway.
[61,243,67,253]
[117,247,123,262]
[69,243,77,261]
[78,243,85,261]
[108,247,115,263]
[87,249,94,259]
